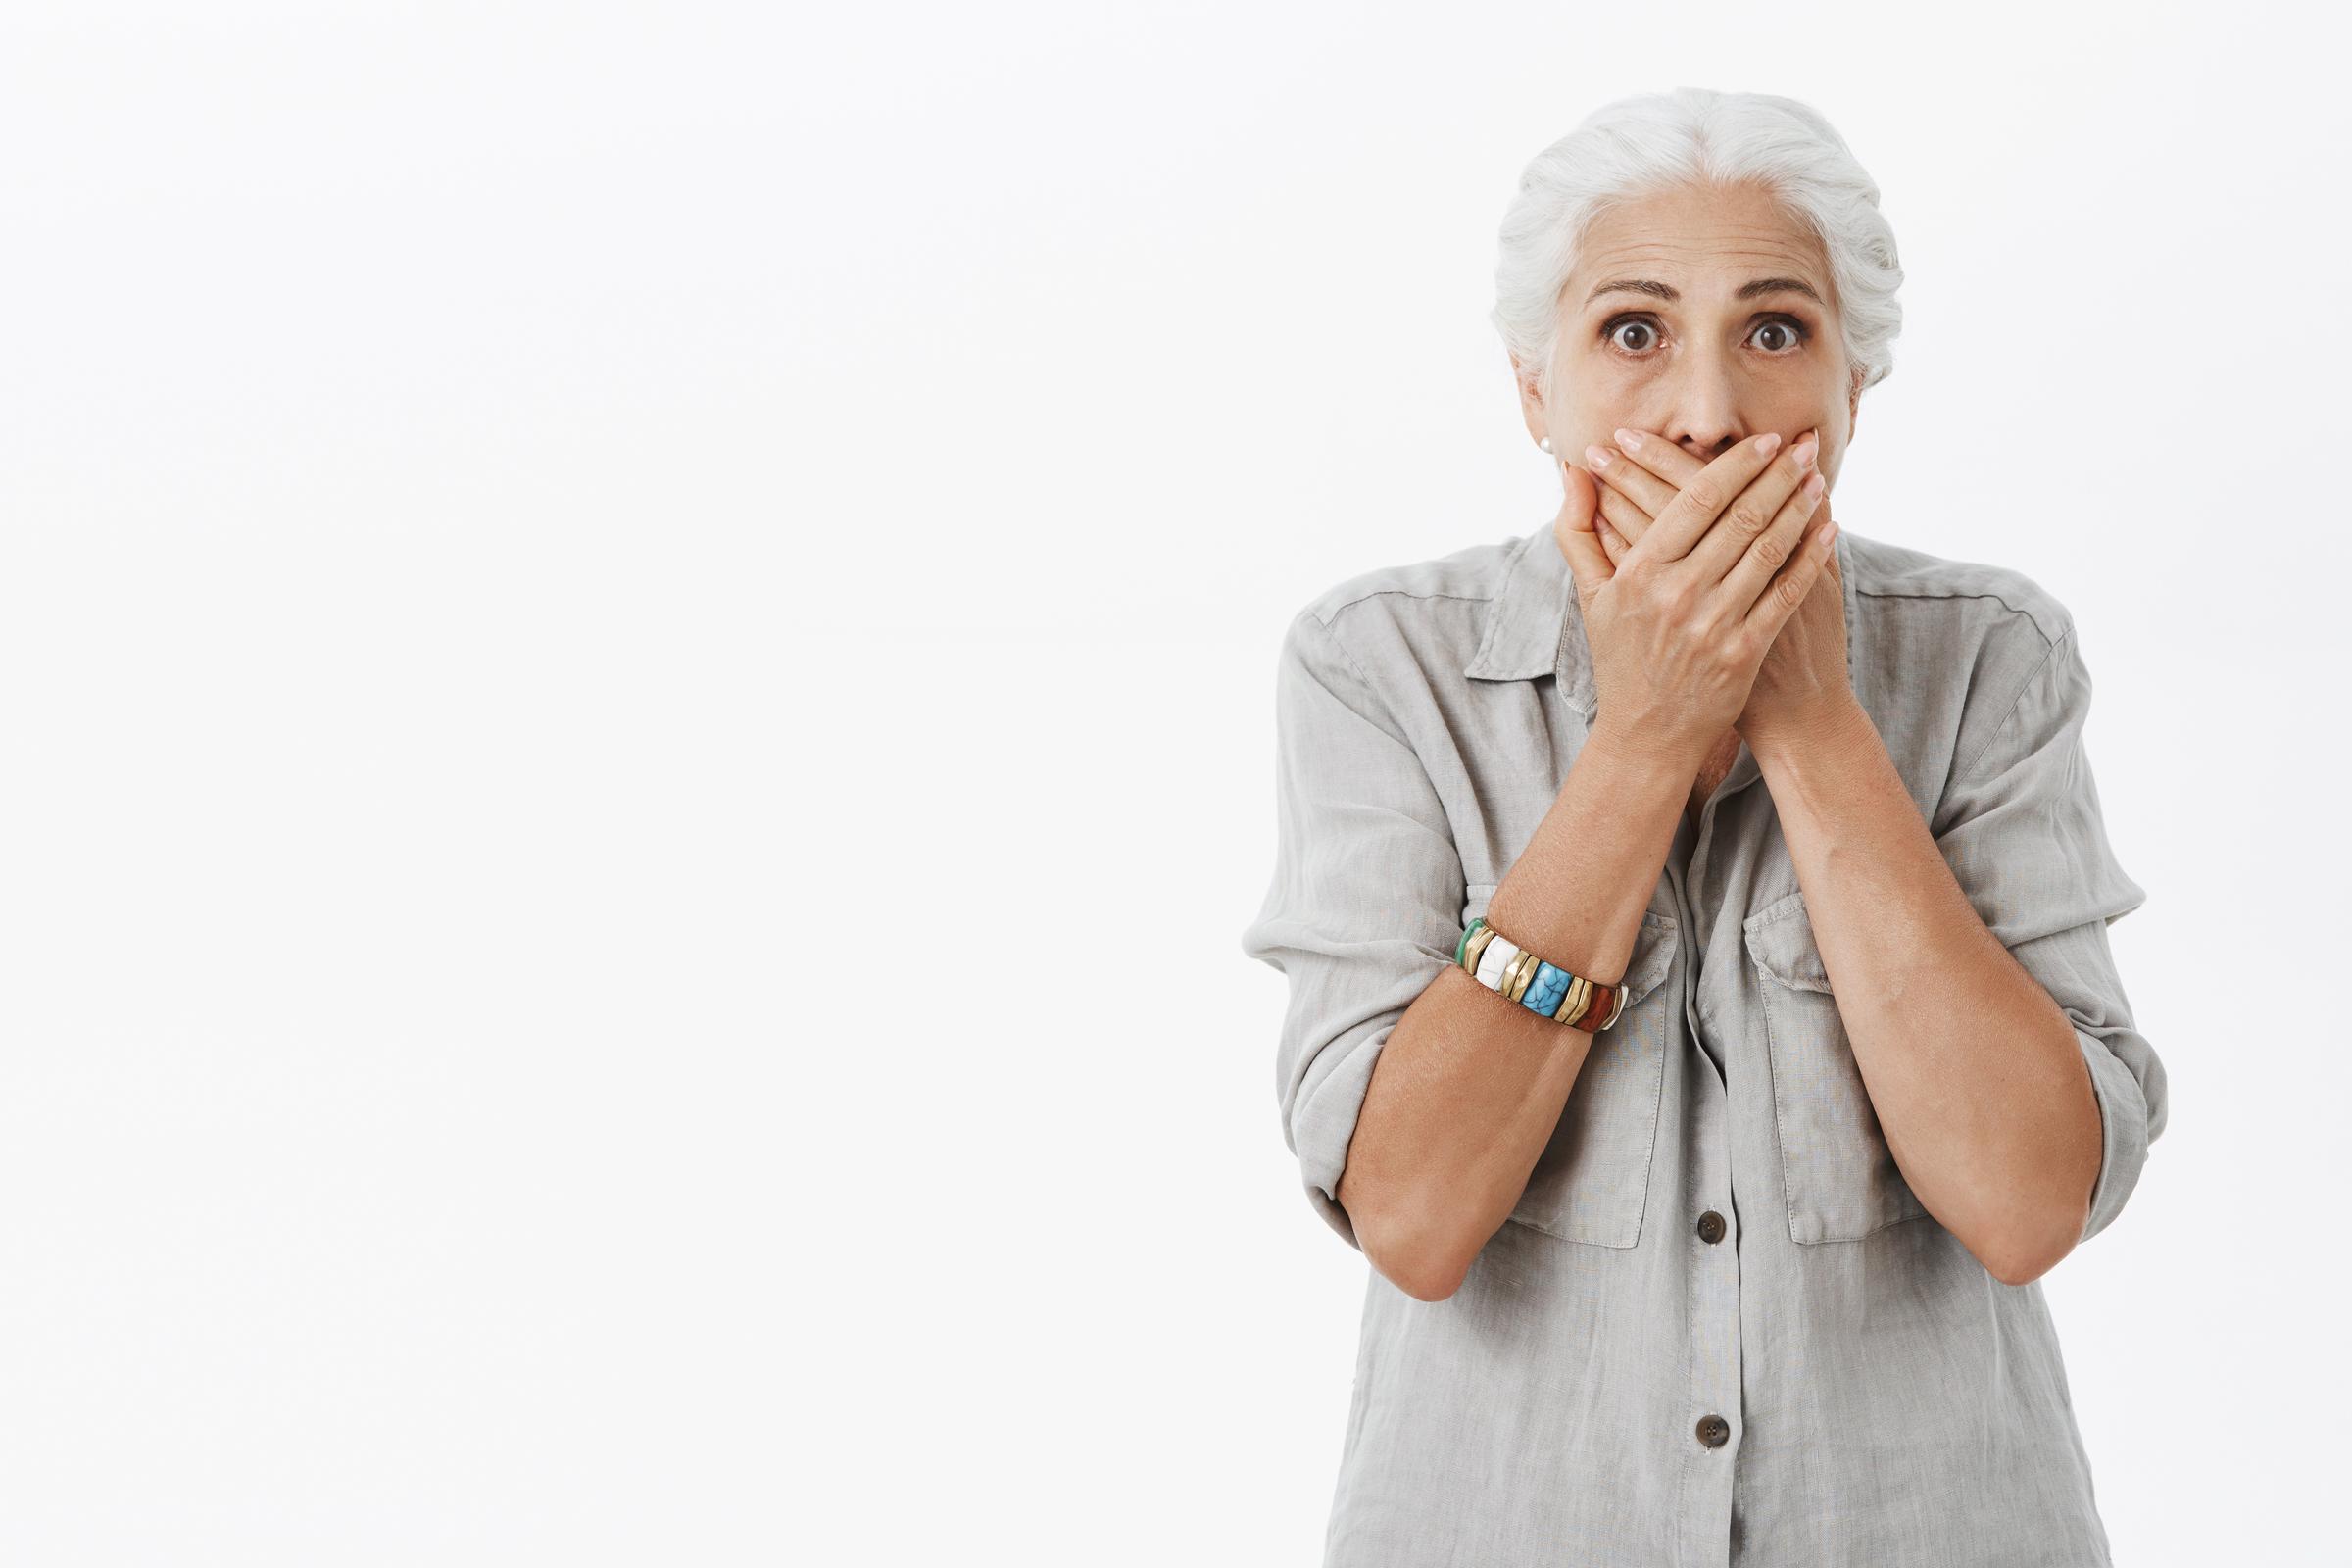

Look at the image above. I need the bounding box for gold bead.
[1503,947,1537,1002]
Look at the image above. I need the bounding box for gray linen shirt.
[1239,521,2164,1567]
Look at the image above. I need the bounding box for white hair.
[1491,87,1904,408]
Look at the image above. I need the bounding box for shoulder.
[1294,530,1527,630]
[1273,529,1533,693]
[1270,531,1543,752]
[1842,528,2077,654]
[1841,528,2091,724]
[1839,529,2111,786]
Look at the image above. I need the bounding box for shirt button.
[1696,1414,1731,1448]
[1696,1210,1726,1244]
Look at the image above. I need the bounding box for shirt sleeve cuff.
[2075,1021,2152,1246]
[1290,1019,1396,1253]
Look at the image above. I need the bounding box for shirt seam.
[1853,585,2066,646]
[1297,608,1428,764]
[1315,587,1495,625]
[1951,624,2076,782]
[1313,587,2063,665]
[1296,609,1462,854]
[1317,586,2056,624]
[1299,606,1390,710]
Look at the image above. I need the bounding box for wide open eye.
[1602,312,1812,357]
[1603,316,1660,355]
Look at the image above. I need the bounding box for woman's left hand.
[1583,426,1854,753]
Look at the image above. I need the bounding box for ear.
[1511,353,1549,448]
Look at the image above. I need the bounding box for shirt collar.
[1463,522,1859,724]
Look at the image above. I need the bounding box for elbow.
[1375,1241,1471,1302]
[1984,1240,2066,1289]
[1350,1182,1478,1302]
[1984,1048,2113,1287]
[1369,1237,1472,1302]
[1979,1198,2089,1288]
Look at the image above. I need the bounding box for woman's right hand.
[1550,430,1834,770]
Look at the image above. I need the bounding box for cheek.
[1558,358,1650,419]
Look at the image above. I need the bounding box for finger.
[1551,466,1615,607]
[1596,426,1702,502]
[1612,427,1787,564]
[1685,428,1819,590]
[1597,515,1627,568]
[1583,441,1680,526]
[1594,482,1656,550]
[1738,506,1839,646]
[1712,466,1827,622]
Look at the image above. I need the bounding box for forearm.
[1345,723,1690,1300]
[1752,699,2101,1285]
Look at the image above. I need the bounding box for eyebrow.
[1582,276,1826,308]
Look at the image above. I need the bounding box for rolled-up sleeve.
[1239,608,1467,1251]
[1932,623,2164,1245]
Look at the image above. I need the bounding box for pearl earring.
[1539,435,1555,454]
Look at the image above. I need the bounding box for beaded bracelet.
[1455,917,1629,1032]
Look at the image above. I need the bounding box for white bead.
[1475,935,1519,993]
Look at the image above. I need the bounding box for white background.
[2,1,2343,1562]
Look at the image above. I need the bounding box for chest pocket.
[1463,884,1681,1249]
[1743,889,1930,1243]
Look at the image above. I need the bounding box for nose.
[1655,346,1754,463]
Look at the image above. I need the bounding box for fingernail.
[1613,428,1642,453]
[1753,431,1782,456]
[1584,444,1613,470]
[1802,472,1826,500]
[1793,437,1817,471]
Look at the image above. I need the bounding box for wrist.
[1743,693,1870,765]
[1585,716,1707,786]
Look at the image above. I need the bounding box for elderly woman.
[1240,88,2165,1566]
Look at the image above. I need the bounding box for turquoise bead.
[1522,959,1573,1017]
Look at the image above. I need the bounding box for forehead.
[1569,183,1829,295]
